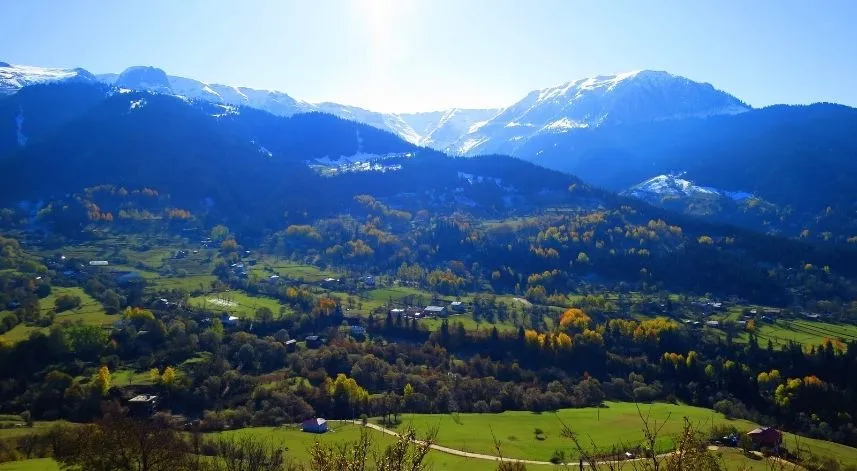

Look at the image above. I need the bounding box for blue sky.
[4,0,856,112]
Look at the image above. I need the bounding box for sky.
[3,0,857,113]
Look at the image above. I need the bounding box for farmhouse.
[128,395,159,418]
[321,277,340,288]
[449,301,465,313]
[747,427,782,449]
[423,305,447,317]
[301,417,328,434]
[284,339,297,352]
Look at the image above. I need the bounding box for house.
[423,305,447,317]
[128,395,159,418]
[222,315,240,326]
[321,277,340,288]
[389,308,405,316]
[284,339,297,352]
[305,335,323,349]
[301,418,328,434]
[747,427,782,449]
[449,301,465,313]
[705,320,720,328]
[89,260,109,266]
[361,275,376,287]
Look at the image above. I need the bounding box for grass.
[188,290,289,318]
[150,274,217,292]
[0,459,60,471]
[420,314,519,333]
[0,419,71,440]
[387,402,857,465]
[390,402,751,462]
[732,319,857,350]
[111,368,154,386]
[213,422,501,471]
[255,258,339,283]
[0,287,117,344]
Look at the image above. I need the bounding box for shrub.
[54,294,81,312]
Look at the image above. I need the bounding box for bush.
[54,294,81,312]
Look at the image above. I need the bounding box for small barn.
[449,301,465,313]
[423,305,447,317]
[302,418,328,434]
[747,427,782,449]
[128,395,159,418]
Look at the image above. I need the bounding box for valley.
[2,60,857,471]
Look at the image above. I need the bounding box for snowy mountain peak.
[451,70,751,155]
[116,66,172,94]
[0,62,96,95]
[623,174,754,203]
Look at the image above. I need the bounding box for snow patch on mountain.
[543,117,589,131]
[211,104,239,118]
[0,63,96,95]
[129,98,147,111]
[624,174,753,202]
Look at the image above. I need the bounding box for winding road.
[348,420,655,467]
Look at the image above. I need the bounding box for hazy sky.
[4,0,857,112]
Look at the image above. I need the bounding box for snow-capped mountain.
[116,66,172,94]
[0,62,96,95]
[3,63,750,155]
[314,103,421,144]
[95,66,421,142]
[623,174,753,203]
[400,108,501,150]
[450,70,750,156]
[98,67,314,118]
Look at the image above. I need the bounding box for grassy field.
[0,287,117,343]
[0,415,71,440]
[111,368,155,386]
[0,459,60,471]
[388,402,857,465]
[214,422,503,471]
[732,319,857,350]
[254,259,340,283]
[150,274,217,292]
[390,402,753,462]
[188,291,289,318]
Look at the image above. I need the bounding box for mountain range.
[3,60,857,240]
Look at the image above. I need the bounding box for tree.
[559,308,591,332]
[307,426,434,471]
[54,294,82,312]
[255,307,274,323]
[211,434,293,471]
[52,417,192,471]
[94,366,111,396]
[211,225,230,242]
[161,366,177,387]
